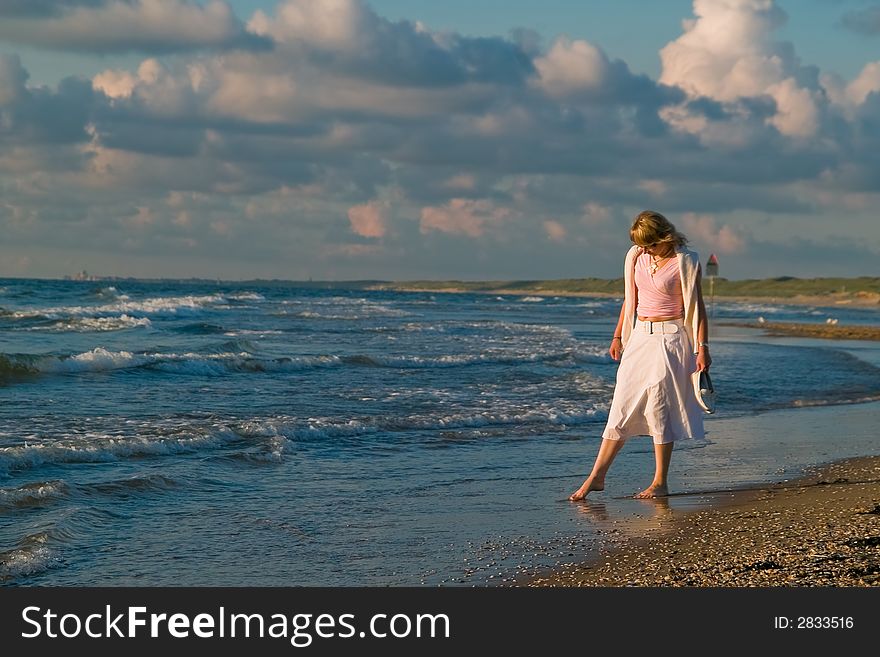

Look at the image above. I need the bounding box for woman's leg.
[634,441,673,498]
[569,438,625,501]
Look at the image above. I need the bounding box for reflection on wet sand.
[571,495,674,535]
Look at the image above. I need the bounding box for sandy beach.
[528,455,880,587]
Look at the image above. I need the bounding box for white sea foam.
[0,427,241,474]
[36,348,345,376]
[39,348,151,373]
[94,286,130,301]
[5,349,348,377]
[29,315,152,332]
[23,294,228,321]
[519,296,545,302]
[226,292,266,301]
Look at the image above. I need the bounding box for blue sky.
[1,0,879,280]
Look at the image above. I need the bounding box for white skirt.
[602,317,705,445]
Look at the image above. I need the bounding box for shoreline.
[524,454,880,587]
[717,320,880,341]
[370,286,880,309]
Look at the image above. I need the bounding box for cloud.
[581,202,611,226]
[839,5,880,36]
[680,213,747,254]
[0,54,97,146]
[822,61,880,111]
[0,1,107,18]
[419,199,510,237]
[0,0,269,54]
[347,201,388,238]
[533,37,607,97]
[659,0,820,139]
[543,219,567,242]
[443,174,477,191]
[2,0,880,280]
[0,54,29,106]
[248,0,533,88]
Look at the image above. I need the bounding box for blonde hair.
[629,210,688,249]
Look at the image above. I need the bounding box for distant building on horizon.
[64,270,100,282]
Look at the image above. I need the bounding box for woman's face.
[640,240,674,257]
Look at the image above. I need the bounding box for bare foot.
[634,483,668,499]
[569,477,604,501]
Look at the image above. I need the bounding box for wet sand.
[528,456,880,587]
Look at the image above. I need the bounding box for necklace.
[649,254,668,275]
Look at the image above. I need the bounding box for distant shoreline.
[717,320,880,341]
[7,275,880,309]
[370,285,880,309]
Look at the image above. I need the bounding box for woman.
[570,210,712,500]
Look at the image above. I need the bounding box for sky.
[1,0,879,281]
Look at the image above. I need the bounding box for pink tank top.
[635,252,683,317]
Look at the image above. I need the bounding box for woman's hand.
[609,337,623,361]
[696,347,712,372]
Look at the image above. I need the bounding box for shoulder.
[625,245,641,260]
[676,247,700,266]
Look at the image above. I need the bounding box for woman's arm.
[694,267,712,371]
[609,285,636,361]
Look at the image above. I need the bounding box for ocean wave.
[1,343,607,379]
[235,405,605,443]
[8,294,229,323]
[91,286,130,302]
[172,322,227,335]
[518,296,545,302]
[151,354,343,375]
[0,480,69,509]
[0,428,241,475]
[28,314,152,333]
[226,292,266,301]
[281,298,411,319]
[717,302,785,315]
[789,394,880,409]
[81,474,179,496]
[341,345,607,369]
[0,532,58,582]
[223,329,284,336]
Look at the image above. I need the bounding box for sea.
[1,278,879,586]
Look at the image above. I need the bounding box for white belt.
[635,317,682,334]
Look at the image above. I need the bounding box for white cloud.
[92,69,137,99]
[533,37,607,97]
[823,61,880,111]
[659,0,819,139]
[249,0,366,52]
